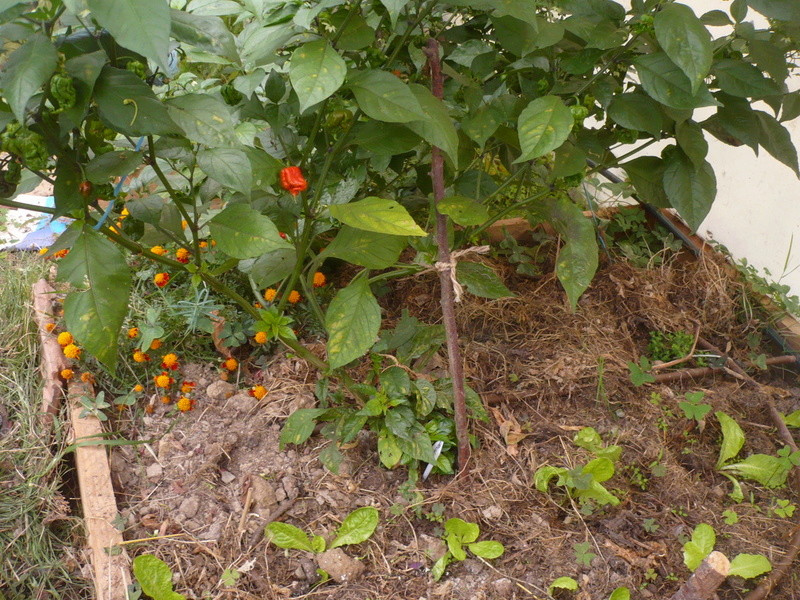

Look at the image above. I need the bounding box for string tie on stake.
[433,245,491,303]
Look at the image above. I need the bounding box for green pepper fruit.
[616,129,639,144]
[221,83,244,106]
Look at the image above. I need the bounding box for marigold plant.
[254,331,268,344]
[176,396,194,412]
[263,288,277,303]
[127,327,140,339]
[287,290,302,304]
[161,353,179,370]
[222,357,238,371]
[153,272,170,287]
[60,369,74,380]
[150,245,167,256]
[133,350,150,363]
[63,343,80,359]
[133,384,144,393]
[149,339,162,350]
[45,322,56,332]
[180,381,195,394]
[57,331,73,347]
[313,272,327,288]
[175,248,190,264]
[154,372,173,389]
[80,372,94,384]
[249,385,268,400]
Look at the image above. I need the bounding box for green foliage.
[132,555,186,600]
[573,541,596,567]
[682,523,772,579]
[602,210,682,268]
[678,391,712,422]
[432,517,504,581]
[78,391,111,422]
[265,506,379,555]
[627,356,655,387]
[647,330,695,363]
[548,576,578,594]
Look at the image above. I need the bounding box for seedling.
[265,506,378,555]
[131,555,186,600]
[722,509,739,525]
[573,541,596,567]
[549,576,578,594]
[79,391,111,421]
[431,518,504,581]
[771,498,796,518]
[678,391,712,423]
[627,356,655,386]
[682,523,771,579]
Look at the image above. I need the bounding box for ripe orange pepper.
[280,166,308,196]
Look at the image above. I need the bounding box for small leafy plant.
[682,523,771,580]
[627,356,655,387]
[131,554,186,600]
[79,391,111,421]
[431,517,504,581]
[678,391,712,423]
[265,506,379,555]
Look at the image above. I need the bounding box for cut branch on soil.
[744,525,800,600]
[669,551,729,600]
[424,37,471,477]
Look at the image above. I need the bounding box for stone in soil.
[205,380,236,401]
[250,476,278,511]
[316,548,365,583]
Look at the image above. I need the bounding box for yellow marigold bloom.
[120,207,130,218]
[57,331,73,347]
[133,350,150,363]
[176,396,194,412]
[180,381,195,394]
[60,369,74,380]
[150,245,167,256]
[133,384,144,393]
[45,322,56,332]
[63,343,81,359]
[288,290,301,304]
[253,331,268,344]
[175,247,190,263]
[181,219,188,229]
[263,288,277,302]
[127,327,140,338]
[150,338,162,350]
[154,373,173,389]
[161,353,179,370]
[313,271,327,287]
[253,302,262,309]
[249,385,268,400]
[154,272,170,288]
[39,247,49,256]
[199,241,208,249]
[222,357,238,371]
[80,372,95,384]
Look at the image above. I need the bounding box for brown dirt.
[109,248,800,599]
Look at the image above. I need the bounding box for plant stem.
[424,38,471,478]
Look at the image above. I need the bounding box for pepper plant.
[1,0,799,475]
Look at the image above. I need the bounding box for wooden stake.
[32,278,66,426]
[670,551,729,600]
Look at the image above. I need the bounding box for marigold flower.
[154,272,170,288]
[57,331,73,347]
[52,249,69,259]
[180,381,195,394]
[211,240,217,246]
[45,322,56,333]
[249,385,268,400]
[175,248,190,264]
[287,290,301,304]
[253,331,268,344]
[222,357,238,371]
[127,327,140,339]
[63,343,81,359]
[161,353,179,370]
[154,372,173,389]
[253,302,262,309]
[160,395,171,404]
[60,369,74,380]
[133,350,150,363]
[80,372,95,384]
[313,271,326,288]
[263,288,277,302]
[199,241,208,249]
[133,384,144,393]
[279,166,308,196]
[120,207,130,218]
[150,245,167,256]
[181,220,188,229]
[39,247,49,256]
[150,339,162,350]
[176,396,194,412]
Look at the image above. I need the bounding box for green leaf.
[628,356,656,386]
[444,518,480,543]
[746,0,800,22]
[534,465,567,492]
[329,197,426,236]
[85,151,144,185]
[683,523,715,571]
[654,3,712,95]
[437,196,490,227]
[326,276,381,370]
[748,40,789,84]
[756,111,800,176]
[58,227,131,370]
[133,555,187,600]
[348,70,425,123]
[701,10,732,26]
[447,534,466,561]
[530,197,599,309]
[238,248,296,289]
[170,9,238,61]
[289,41,347,113]
[634,52,718,110]
[714,99,761,150]
[676,120,709,168]
[515,95,573,163]
[0,33,58,122]
[607,93,664,137]
[456,262,514,299]
[87,0,171,71]
[378,0,409,27]
[783,409,800,428]
[351,121,420,155]
[331,507,379,548]
[431,553,450,581]
[165,94,238,147]
[404,83,460,168]
[414,380,437,418]
[712,59,781,98]
[728,554,772,579]
[197,148,252,197]
[662,151,716,232]
[716,411,745,469]
[574,427,603,451]
[622,156,670,207]
[723,454,791,488]
[126,196,166,226]
[549,576,578,594]
[583,457,615,483]
[608,587,630,600]
[378,430,403,468]
[552,142,587,179]
[310,535,327,554]
[265,522,314,552]
[208,204,291,259]
[491,15,538,57]
[53,157,87,218]
[321,226,406,269]
[94,67,181,137]
[319,443,344,474]
[468,540,504,559]
[279,408,328,449]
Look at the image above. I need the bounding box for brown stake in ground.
[424,37,471,476]
[744,526,800,600]
[32,278,66,425]
[669,551,729,600]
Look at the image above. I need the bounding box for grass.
[0,251,91,600]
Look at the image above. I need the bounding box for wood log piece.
[670,551,730,600]
[744,526,800,600]
[31,278,66,425]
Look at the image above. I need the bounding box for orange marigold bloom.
[313,271,326,287]
[52,249,69,259]
[60,369,74,380]
[176,396,194,412]
[253,302,263,309]
[222,357,238,371]
[160,395,171,404]
[115,403,127,411]
[211,240,217,247]
[154,272,170,288]
[80,372,95,384]
[249,385,268,400]
[287,290,301,304]
[253,331,268,344]
[149,339,162,350]
[133,350,150,363]
[175,248,190,264]
[263,288,277,302]
[199,241,208,249]
[279,166,308,196]
[154,372,173,389]
[57,331,73,347]
[181,220,188,229]
[133,384,144,393]
[150,245,167,256]
[45,322,56,333]
[161,353,179,370]
[180,381,195,394]
[63,343,81,359]
[127,327,140,339]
